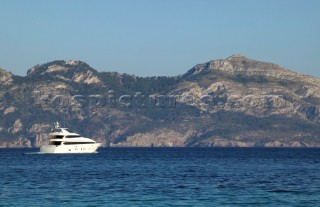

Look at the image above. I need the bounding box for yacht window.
[49,141,62,145]
[52,129,62,133]
[65,135,81,138]
[52,135,64,139]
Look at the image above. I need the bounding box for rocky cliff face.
[0,68,13,85]
[1,56,320,148]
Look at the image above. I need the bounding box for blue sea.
[1,147,320,206]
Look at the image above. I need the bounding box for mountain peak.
[183,54,252,78]
[25,60,102,85]
[183,54,294,80]
[227,54,249,60]
[27,60,91,76]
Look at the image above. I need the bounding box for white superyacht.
[40,122,101,154]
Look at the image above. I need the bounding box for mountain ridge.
[1,55,320,148]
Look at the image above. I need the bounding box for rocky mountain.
[1,55,320,148]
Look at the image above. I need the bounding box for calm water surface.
[0,147,320,206]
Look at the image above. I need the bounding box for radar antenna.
[54,122,60,129]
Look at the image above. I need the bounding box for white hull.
[40,143,101,154]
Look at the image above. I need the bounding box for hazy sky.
[0,0,319,77]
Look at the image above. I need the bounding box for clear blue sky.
[0,0,319,77]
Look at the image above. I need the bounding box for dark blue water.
[1,148,320,206]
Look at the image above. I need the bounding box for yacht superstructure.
[40,122,101,153]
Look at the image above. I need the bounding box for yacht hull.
[40,143,101,154]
